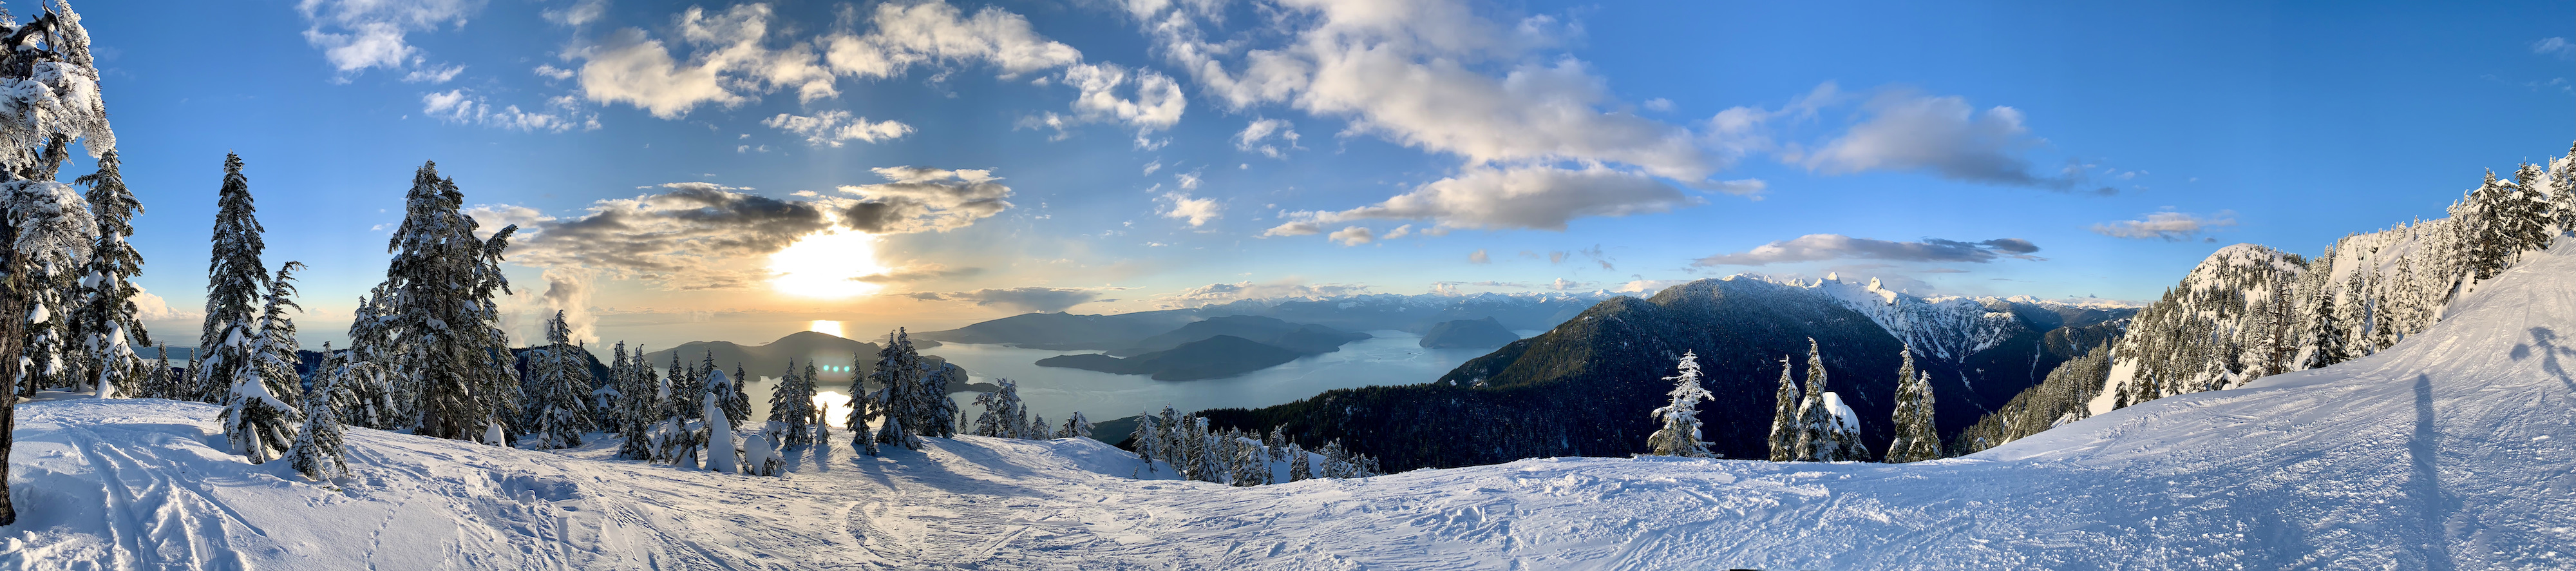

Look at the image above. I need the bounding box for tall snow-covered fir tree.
[221,262,306,465]
[614,344,658,460]
[378,161,518,441]
[340,284,399,429]
[767,358,817,448]
[199,153,263,405]
[287,348,351,481]
[867,329,952,450]
[724,362,750,429]
[1645,350,1712,458]
[598,342,629,432]
[0,0,119,525]
[522,311,592,449]
[68,148,144,398]
[971,378,1029,438]
[1132,412,1161,473]
[1792,338,1862,461]
[1766,354,1799,461]
[1886,357,1940,463]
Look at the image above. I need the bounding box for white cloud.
[1175,171,1201,189]
[1132,0,1725,182]
[1692,235,2043,267]
[822,1,1084,79]
[1159,191,1220,226]
[544,0,607,26]
[296,0,481,77]
[833,167,1016,234]
[1235,118,1302,158]
[402,63,465,83]
[533,65,575,80]
[1264,165,1698,235]
[1642,97,1674,111]
[574,4,837,119]
[1795,90,2109,193]
[1142,160,1164,176]
[764,111,916,146]
[1063,62,1188,131]
[1468,249,1490,264]
[422,90,599,132]
[2090,211,2239,242]
[1329,226,1375,246]
[2535,37,2576,60]
[1146,279,1372,308]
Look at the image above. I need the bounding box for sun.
[769,229,887,298]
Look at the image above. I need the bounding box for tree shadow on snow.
[2512,327,2576,396]
[2409,374,2458,571]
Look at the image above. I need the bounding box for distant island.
[1417,317,1520,349]
[1037,335,1309,381]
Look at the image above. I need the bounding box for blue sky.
[71,0,2576,349]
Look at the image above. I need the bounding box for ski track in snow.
[10,251,2576,569]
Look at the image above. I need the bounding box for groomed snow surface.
[10,251,2576,570]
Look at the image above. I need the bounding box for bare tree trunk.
[1,220,24,526]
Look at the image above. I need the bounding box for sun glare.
[770,229,887,298]
[809,320,845,338]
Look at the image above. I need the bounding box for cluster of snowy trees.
[1132,407,1378,485]
[2105,144,2576,409]
[0,1,164,526]
[967,378,1094,440]
[1644,340,1943,463]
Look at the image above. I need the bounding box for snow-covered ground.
[10,250,2576,569]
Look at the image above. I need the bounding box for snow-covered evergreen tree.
[199,153,263,405]
[868,329,948,449]
[379,161,519,441]
[1766,354,1798,461]
[286,352,351,481]
[1132,412,1160,473]
[1285,443,1310,481]
[221,262,307,465]
[1792,338,1853,461]
[524,311,592,449]
[1645,350,1712,458]
[615,344,659,460]
[1888,373,1940,462]
[702,369,739,473]
[1227,431,1267,486]
[146,344,169,398]
[724,363,750,429]
[971,378,1028,438]
[341,284,399,429]
[1057,412,1092,440]
[846,351,882,456]
[68,148,146,399]
[768,358,818,448]
[1886,346,1941,463]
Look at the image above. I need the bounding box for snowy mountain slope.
[8,246,2575,569]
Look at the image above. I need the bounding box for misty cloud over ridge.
[1693,234,2042,267]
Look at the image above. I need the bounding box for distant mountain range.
[1034,316,1372,380]
[916,291,1607,351]
[1197,275,2136,471]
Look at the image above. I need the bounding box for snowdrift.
[10,249,2576,569]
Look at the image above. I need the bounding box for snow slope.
[10,249,2576,569]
